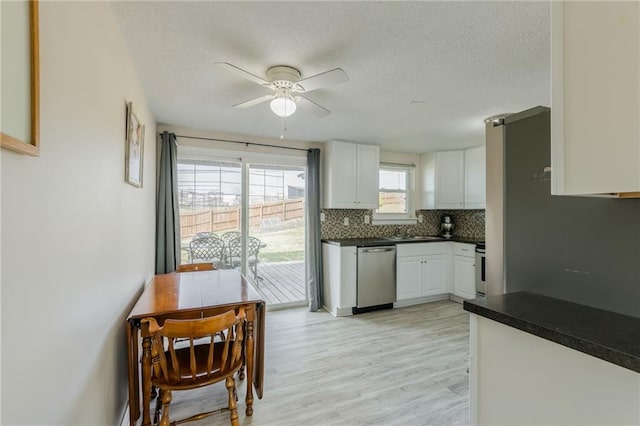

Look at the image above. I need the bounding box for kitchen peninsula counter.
[464,291,640,373]
[464,291,640,425]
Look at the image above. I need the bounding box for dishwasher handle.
[360,247,395,253]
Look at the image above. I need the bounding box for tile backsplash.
[321,209,485,240]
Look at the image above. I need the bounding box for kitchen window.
[373,163,417,224]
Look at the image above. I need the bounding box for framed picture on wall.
[0,0,40,156]
[125,101,144,188]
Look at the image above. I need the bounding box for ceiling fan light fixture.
[270,96,297,117]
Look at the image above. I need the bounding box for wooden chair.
[189,236,225,269]
[142,309,246,426]
[177,262,215,272]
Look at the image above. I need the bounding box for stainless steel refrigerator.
[485,106,640,318]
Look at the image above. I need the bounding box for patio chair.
[220,231,242,267]
[142,309,246,426]
[220,231,242,248]
[189,236,225,269]
[193,231,216,239]
[227,236,262,281]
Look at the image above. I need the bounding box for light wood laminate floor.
[161,301,470,426]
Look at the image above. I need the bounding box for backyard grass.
[251,220,305,262]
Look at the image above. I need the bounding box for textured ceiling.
[110,1,549,153]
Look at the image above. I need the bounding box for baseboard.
[335,306,353,317]
[323,304,354,317]
[393,293,450,308]
[449,294,465,304]
[120,404,130,426]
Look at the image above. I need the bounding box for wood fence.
[180,199,304,238]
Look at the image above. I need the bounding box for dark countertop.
[322,236,484,247]
[464,292,640,373]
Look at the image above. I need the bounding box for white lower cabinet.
[453,243,476,299]
[322,243,357,316]
[396,243,450,305]
[396,256,423,300]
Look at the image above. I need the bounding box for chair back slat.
[190,339,197,380]
[207,337,216,378]
[167,339,179,381]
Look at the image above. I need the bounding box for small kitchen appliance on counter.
[439,214,455,238]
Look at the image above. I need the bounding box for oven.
[475,242,486,297]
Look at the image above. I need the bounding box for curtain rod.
[380,161,416,168]
[172,134,312,153]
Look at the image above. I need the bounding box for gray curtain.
[155,131,180,274]
[306,148,323,311]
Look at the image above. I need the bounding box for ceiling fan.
[216,62,349,118]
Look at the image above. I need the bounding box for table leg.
[127,322,140,425]
[255,302,265,399]
[141,335,152,426]
[245,306,255,416]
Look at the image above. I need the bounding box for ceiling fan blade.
[233,94,275,109]
[297,96,331,118]
[296,68,349,93]
[215,62,270,86]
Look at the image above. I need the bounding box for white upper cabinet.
[421,151,464,209]
[465,146,486,209]
[421,148,485,209]
[323,140,380,209]
[551,2,640,197]
[435,151,465,209]
[354,144,381,208]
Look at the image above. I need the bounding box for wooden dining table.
[126,269,265,426]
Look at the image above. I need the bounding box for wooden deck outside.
[250,261,306,305]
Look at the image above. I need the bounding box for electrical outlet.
[343,217,349,226]
[320,212,326,222]
[418,214,424,223]
[364,215,370,224]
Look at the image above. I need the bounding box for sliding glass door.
[247,163,306,306]
[176,153,307,307]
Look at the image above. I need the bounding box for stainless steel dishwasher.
[354,246,397,313]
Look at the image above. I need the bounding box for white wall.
[1,2,156,424]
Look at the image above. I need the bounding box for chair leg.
[252,263,262,282]
[159,389,172,426]
[226,376,239,426]
[153,389,163,424]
